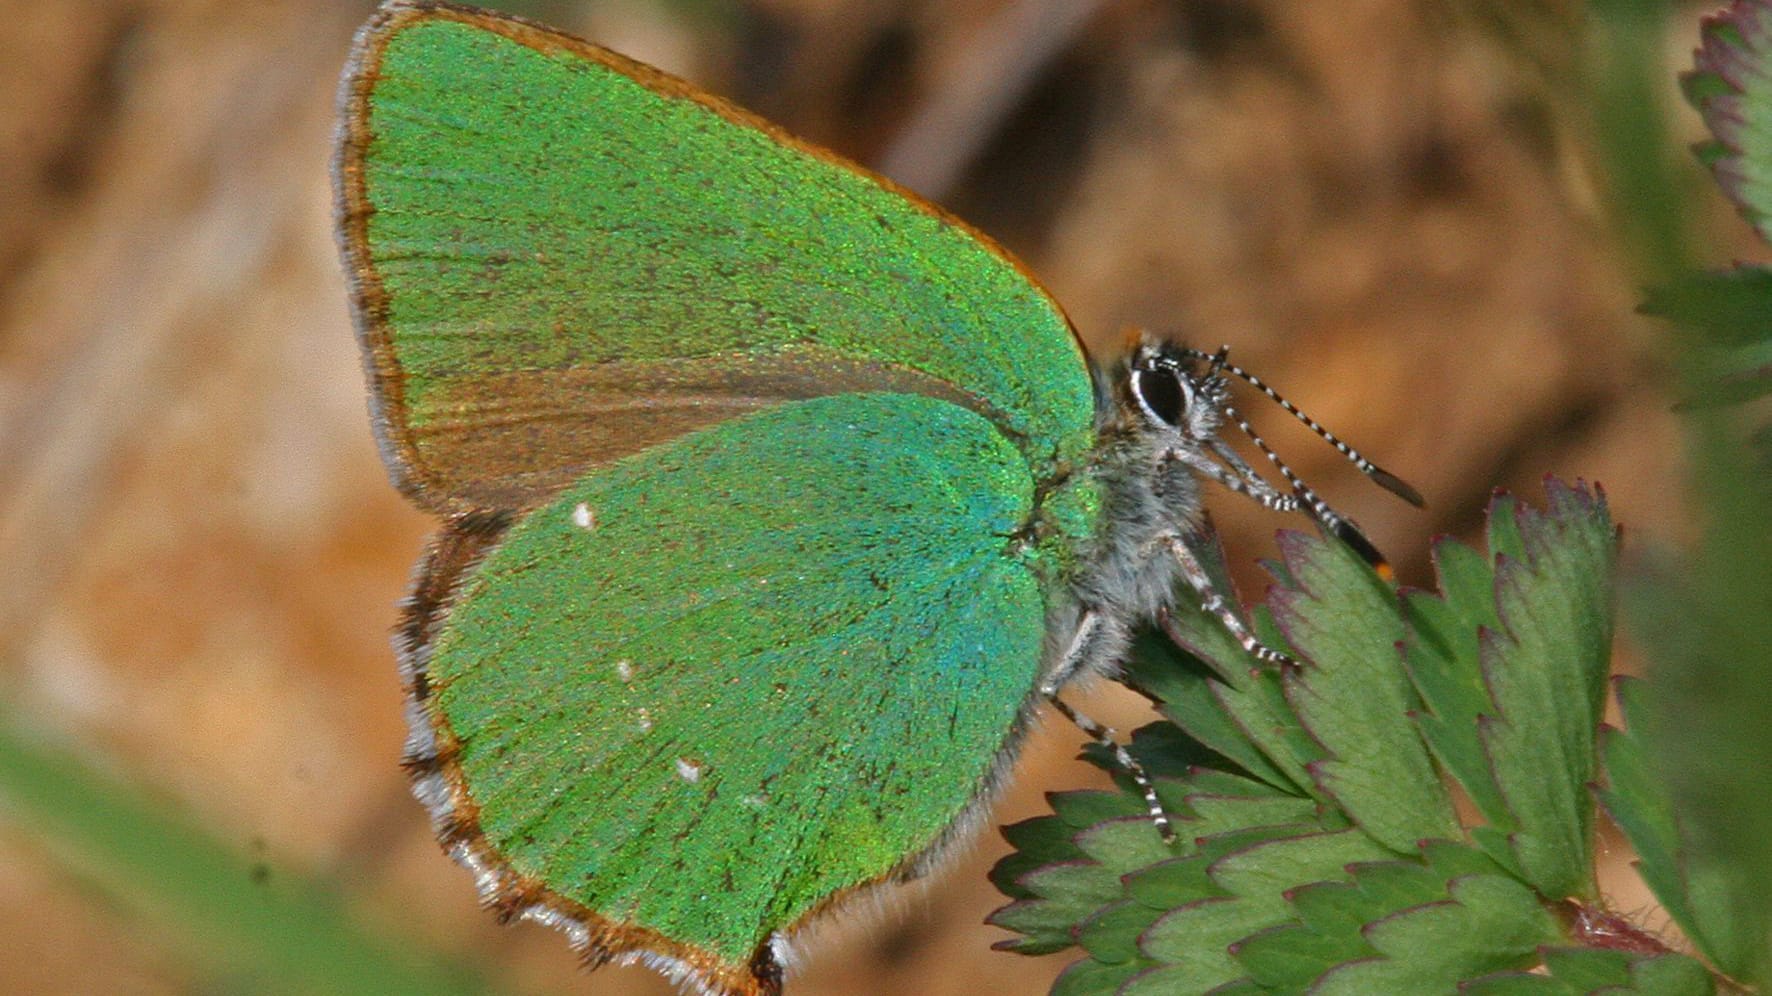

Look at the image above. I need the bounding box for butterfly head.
[1122,336,1233,444]
[1101,331,1424,581]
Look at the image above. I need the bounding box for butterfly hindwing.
[405,393,1049,992]
[338,1,1094,513]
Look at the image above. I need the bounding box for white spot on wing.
[675,757,703,783]
[571,502,595,530]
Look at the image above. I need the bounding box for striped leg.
[1205,438,1300,511]
[1165,440,1297,513]
[1163,535,1298,669]
[1041,610,1177,846]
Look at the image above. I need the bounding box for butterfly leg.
[1204,437,1301,511]
[1166,439,1298,513]
[1041,610,1178,846]
[1161,535,1299,669]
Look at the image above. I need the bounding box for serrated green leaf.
[1127,719,1235,780]
[1459,973,1577,995]
[1345,859,1444,909]
[1469,823,1530,881]
[1267,532,1459,850]
[1362,488,1619,877]
[1082,726,1211,791]
[1540,945,1637,989]
[1183,792,1321,838]
[1074,816,1177,875]
[1208,829,1397,912]
[1688,2,1772,241]
[1136,830,1394,983]
[987,899,1082,956]
[1074,899,1159,965]
[1308,875,1555,994]
[1120,960,1240,996]
[1625,952,1716,994]
[1487,493,1527,563]
[1285,879,1373,939]
[1126,825,1306,905]
[990,856,1130,954]
[1124,631,1299,793]
[1597,675,1764,980]
[992,481,1658,993]
[1160,529,1278,683]
[1051,956,1142,996]
[1234,846,1503,990]
[1682,66,1735,104]
[1538,946,1712,994]
[1232,921,1365,990]
[1139,898,1277,989]
[1003,813,1083,856]
[997,820,1334,969]
[1123,854,1222,911]
[1498,948,1714,996]
[1478,481,1616,898]
[994,816,1086,898]
[1202,980,1266,996]
[1436,532,1505,614]
[1219,664,1327,797]
[1019,861,1128,908]
[1185,767,1299,800]
[1141,532,1329,793]
[1053,789,1152,829]
[1420,838,1511,881]
[1403,547,1514,830]
[1693,138,1731,169]
[1595,679,1698,939]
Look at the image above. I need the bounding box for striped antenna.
[1181,347,1425,508]
[1221,400,1395,578]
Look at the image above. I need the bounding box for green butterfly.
[335,3,1421,993]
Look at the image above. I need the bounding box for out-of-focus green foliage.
[0,712,499,996]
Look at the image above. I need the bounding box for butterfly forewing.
[337,1,1094,513]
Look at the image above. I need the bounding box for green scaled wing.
[405,393,1048,993]
[337,0,1094,514]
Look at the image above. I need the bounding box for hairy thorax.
[1022,414,1207,684]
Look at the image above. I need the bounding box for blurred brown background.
[0,0,1749,993]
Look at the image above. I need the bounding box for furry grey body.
[1031,333,1418,845]
[1041,335,1237,692]
[1029,336,1248,843]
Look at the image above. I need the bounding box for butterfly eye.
[1131,366,1192,427]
